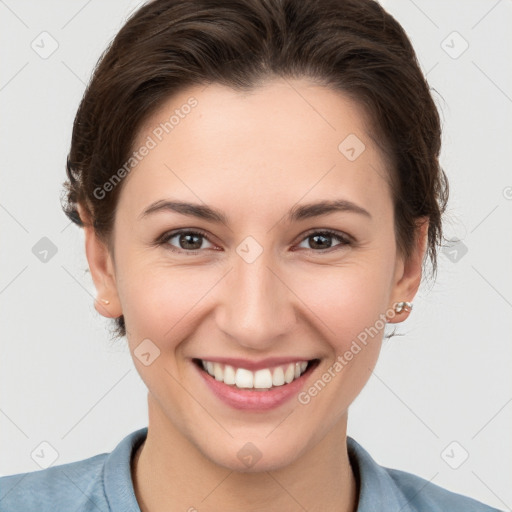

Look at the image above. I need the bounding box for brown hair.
[61,0,448,340]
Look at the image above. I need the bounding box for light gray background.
[1,0,511,509]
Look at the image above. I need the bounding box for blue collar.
[102,426,496,511]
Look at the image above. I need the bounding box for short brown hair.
[61,0,448,339]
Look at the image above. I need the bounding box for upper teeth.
[201,360,309,390]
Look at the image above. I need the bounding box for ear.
[387,218,429,323]
[77,203,122,319]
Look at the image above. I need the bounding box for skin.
[78,78,428,512]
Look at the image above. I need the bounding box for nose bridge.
[216,242,296,348]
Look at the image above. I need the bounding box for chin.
[212,448,299,473]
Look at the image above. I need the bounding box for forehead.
[120,79,391,221]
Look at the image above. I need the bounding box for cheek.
[116,257,216,343]
[289,255,394,343]
[289,261,391,415]
[118,246,395,346]
[116,262,214,402]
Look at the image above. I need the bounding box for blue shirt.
[0,427,502,511]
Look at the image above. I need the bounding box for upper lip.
[194,356,317,371]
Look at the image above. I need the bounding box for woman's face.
[85,78,424,471]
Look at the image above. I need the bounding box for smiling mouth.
[192,358,320,391]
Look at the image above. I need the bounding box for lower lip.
[194,361,318,411]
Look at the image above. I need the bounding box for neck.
[131,395,358,512]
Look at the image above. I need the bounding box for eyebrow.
[138,198,372,224]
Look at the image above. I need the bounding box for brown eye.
[160,230,214,253]
[297,230,352,251]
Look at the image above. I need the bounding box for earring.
[394,301,412,313]
[98,298,110,305]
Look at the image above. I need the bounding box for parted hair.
[61,0,448,339]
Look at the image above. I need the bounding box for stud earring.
[98,298,110,305]
[394,301,412,313]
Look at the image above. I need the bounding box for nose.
[215,245,297,351]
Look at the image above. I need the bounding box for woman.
[0,0,503,510]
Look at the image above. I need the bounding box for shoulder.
[346,436,503,512]
[385,466,503,512]
[0,453,108,512]
[0,427,147,512]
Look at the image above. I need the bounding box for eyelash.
[156,228,354,255]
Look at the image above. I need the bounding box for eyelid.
[157,228,216,252]
[292,228,353,253]
[298,227,354,245]
[158,227,354,253]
